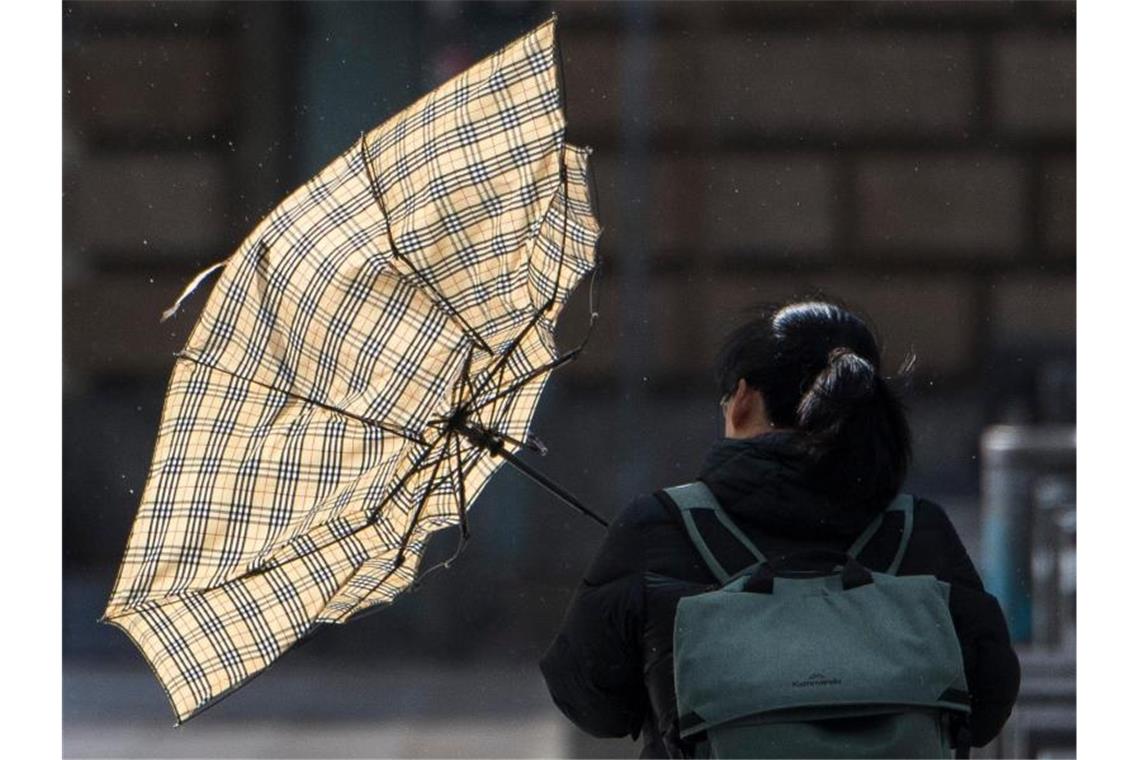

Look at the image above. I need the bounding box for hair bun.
[827,346,870,366]
[815,347,877,404]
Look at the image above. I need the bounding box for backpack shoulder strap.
[660,481,768,584]
[846,492,915,575]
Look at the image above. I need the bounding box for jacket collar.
[697,433,873,540]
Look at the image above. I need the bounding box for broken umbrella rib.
[341,430,479,626]
[460,258,602,418]
[458,148,584,406]
[455,307,598,420]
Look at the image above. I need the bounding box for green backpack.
[662,482,972,759]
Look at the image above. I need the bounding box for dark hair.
[714,300,913,512]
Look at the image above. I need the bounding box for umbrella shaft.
[451,420,608,528]
[497,447,609,528]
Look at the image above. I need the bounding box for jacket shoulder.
[617,491,674,524]
[903,494,984,590]
[580,492,672,586]
[910,494,956,526]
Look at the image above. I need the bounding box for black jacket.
[539,433,1021,757]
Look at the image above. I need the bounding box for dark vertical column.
[234,3,297,227]
[616,2,655,500]
[296,1,420,178]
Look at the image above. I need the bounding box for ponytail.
[796,348,911,509]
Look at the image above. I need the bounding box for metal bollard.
[1031,478,1075,648]
[1055,508,1077,649]
[980,425,1076,643]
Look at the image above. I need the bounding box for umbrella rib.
[359,132,494,355]
[466,305,547,404]
[543,144,570,316]
[463,150,577,406]
[464,266,600,415]
[174,352,430,446]
[457,344,477,413]
[237,435,452,592]
[379,430,452,578]
[155,430,451,602]
[341,431,475,623]
[450,430,470,543]
[407,433,473,591]
[156,432,459,718]
[362,431,448,525]
[484,336,515,424]
[466,348,578,415]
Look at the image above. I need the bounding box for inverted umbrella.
[101,17,603,724]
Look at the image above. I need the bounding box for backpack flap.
[673,569,970,740]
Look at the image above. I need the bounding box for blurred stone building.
[63,2,1074,757]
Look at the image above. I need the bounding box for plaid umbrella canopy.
[102,17,602,724]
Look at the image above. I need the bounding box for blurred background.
[62,1,1075,757]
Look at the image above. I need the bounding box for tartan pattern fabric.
[102,18,600,723]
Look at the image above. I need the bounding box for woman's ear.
[729,380,753,425]
[726,379,755,436]
[726,380,776,438]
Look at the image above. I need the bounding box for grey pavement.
[63,660,616,759]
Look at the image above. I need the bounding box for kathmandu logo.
[792,672,842,688]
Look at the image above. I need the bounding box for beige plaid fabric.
[102,18,600,723]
